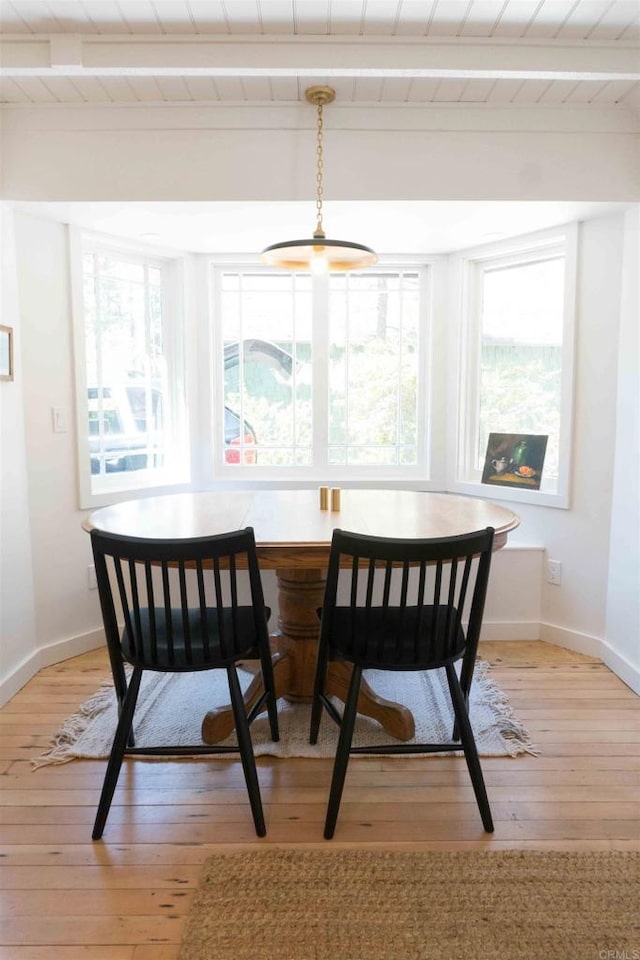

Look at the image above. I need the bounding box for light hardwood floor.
[1,641,638,959]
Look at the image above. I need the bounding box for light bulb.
[311,248,328,274]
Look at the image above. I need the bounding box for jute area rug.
[178,848,640,960]
[33,661,536,766]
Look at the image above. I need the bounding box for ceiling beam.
[1,35,639,82]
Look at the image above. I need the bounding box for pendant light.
[260,86,378,273]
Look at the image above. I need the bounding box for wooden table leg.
[270,568,327,699]
[201,651,291,744]
[201,566,415,744]
[325,663,415,741]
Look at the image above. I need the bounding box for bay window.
[73,226,576,509]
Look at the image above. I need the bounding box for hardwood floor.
[1,641,638,959]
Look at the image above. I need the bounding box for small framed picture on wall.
[0,325,14,381]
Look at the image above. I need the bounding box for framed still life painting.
[481,433,548,490]
[0,325,13,382]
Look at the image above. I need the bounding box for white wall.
[2,104,639,202]
[2,213,104,705]
[604,207,640,693]
[505,213,626,658]
[3,204,632,701]
[0,102,638,701]
[0,206,38,699]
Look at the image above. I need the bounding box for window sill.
[447,478,569,510]
[80,474,191,511]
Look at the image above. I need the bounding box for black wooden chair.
[310,527,496,839]
[90,526,279,840]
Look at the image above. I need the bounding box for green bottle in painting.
[511,439,529,469]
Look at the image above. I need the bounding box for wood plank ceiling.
[1,0,639,112]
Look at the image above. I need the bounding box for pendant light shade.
[260,236,378,272]
[260,86,378,272]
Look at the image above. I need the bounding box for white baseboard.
[600,641,640,695]
[474,621,640,696]
[0,629,105,708]
[0,621,542,706]
[540,623,639,694]
[539,622,604,659]
[2,620,637,707]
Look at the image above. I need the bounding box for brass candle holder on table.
[330,487,341,511]
[319,486,329,510]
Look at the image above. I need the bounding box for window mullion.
[396,271,403,463]
[344,275,350,466]
[93,255,106,478]
[456,259,483,479]
[143,264,152,469]
[291,273,297,463]
[470,264,484,473]
[419,265,432,474]
[312,271,329,470]
[238,275,246,465]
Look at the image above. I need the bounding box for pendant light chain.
[314,99,325,239]
[260,84,377,270]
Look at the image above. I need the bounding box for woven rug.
[33,660,536,767]
[178,849,640,960]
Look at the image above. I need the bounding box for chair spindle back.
[91,527,268,670]
[321,527,495,670]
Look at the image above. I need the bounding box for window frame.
[71,229,190,509]
[70,226,578,509]
[209,258,435,483]
[447,224,578,509]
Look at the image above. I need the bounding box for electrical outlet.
[547,560,562,585]
[88,565,97,590]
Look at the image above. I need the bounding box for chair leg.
[92,666,143,841]
[452,651,476,742]
[110,654,135,748]
[324,664,362,840]
[227,664,266,838]
[458,649,477,703]
[309,641,330,745]
[115,689,136,750]
[108,649,128,704]
[445,663,494,833]
[259,646,280,743]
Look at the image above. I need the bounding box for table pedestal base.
[201,567,415,745]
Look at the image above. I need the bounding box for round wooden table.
[83,489,519,743]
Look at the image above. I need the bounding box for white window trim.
[208,257,437,484]
[71,228,190,509]
[69,228,580,509]
[446,223,578,510]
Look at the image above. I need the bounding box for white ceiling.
[4,3,637,248]
[17,199,628,254]
[2,0,639,40]
[1,1,639,110]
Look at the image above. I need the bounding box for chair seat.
[121,605,272,670]
[327,605,466,670]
